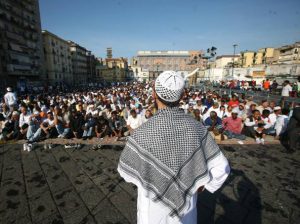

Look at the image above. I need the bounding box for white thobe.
[275,115,289,136]
[118,152,230,224]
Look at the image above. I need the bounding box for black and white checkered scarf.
[118,107,221,218]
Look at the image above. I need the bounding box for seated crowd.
[0,83,299,152]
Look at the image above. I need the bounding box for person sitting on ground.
[264,106,281,135]
[203,95,214,109]
[142,109,153,123]
[219,105,227,119]
[254,119,266,144]
[256,100,270,114]
[121,103,131,121]
[70,110,85,139]
[222,108,246,140]
[0,114,6,140]
[269,101,276,113]
[95,115,111,138]
[228,95,239,108]
[191,109,201,122]
[187,104,195,116]
[26,111,42,143]
[204,111,223,140]
[19,106,31,139]
[40,111,57,139]
[260,109,274,136]
[1,111,20,141]
[224,105,233,118]
[127,109,143,133]
[236,103,247,120]
[243,109,261,138]
[193,100,207,115]
[82,112,96,140]
[53,107,67,138]
[109,110,128,137]
[247,104,257,117]
[1,104,11,119]
[179,99,189,114]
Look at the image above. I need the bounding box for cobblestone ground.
[0,143,299,224]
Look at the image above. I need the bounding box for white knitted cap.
[232,107,239,114]
[155,71,185,102]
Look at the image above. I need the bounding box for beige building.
[254,48,276,65]
[240,51,256,68]
[215,55,240,68]
[277,42,300,64]
[42,30,73,85]
[69,41,88,85]
[0,0,45,89]
[136,50,206,80]
[96,57,130,83]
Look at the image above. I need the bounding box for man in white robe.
[118,71,230,224]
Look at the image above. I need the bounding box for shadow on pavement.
[197,169,261,224]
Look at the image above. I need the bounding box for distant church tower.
[107,47,112,59]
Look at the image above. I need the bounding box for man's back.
[4,92,16,106]
[118,71,230,223]
[131,107,208,170]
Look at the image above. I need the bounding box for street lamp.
[231,44,238,79]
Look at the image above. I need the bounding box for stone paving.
[0,142,299,224]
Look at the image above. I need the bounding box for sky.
[39,0,300,59]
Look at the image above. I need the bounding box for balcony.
[280,51,293,56]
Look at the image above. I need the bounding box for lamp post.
[231,44,238,79]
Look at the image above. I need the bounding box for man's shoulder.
[132,111,202,136]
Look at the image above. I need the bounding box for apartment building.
[0,0,45,89]
[42,30,73,85]
[69,41,88,85]
[277,42,300,64]
[86,51,97,83]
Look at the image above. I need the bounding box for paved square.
[0,143,299,224]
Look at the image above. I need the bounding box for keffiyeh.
[118,107,223,218]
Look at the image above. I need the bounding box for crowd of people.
[211,76,300,97]
[1,80,299,153]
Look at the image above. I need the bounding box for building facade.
[215,55,240,68]
[254,48,276,65]
[240,51,255,68]
[86,51,97,84]
[277,42,300,64]
[69,41,88,85]
[42,30,73,86]
[96,57,130,83]
[130,65,149,82]
[0,0,45,90]
[136,50,206,80]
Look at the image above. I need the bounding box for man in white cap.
[222,107,246,140]
[4,87,17,112]
[118,71,230,223]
